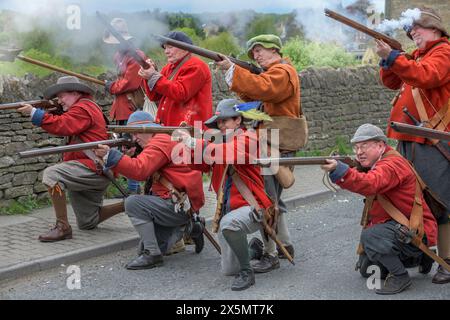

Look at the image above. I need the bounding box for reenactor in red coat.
[216,34,302,273]
[94,111,205,269]
[103,18,148,195]
[176,99,274,291]
[322,124,438,295]
[17,76,124,242]
[375,6,450,284]
[139,31,213,128]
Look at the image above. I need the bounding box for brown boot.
[39,221,73,242]
[98,201,125,224]
[39,186,72,242]
[432,258,450,284]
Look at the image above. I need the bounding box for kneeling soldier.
[176,99,276,291]
[321,124,438,295]
[95,111,205,269]
[18,76,123,242]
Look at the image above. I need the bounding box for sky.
[0,0,385,14]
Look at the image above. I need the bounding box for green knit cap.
[246,34,282,60]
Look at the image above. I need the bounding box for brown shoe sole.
[38,234,73,242]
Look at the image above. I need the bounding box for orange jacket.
[231,58,301,118]
[380,38,450,144]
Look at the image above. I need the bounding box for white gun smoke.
[375,8,421,35]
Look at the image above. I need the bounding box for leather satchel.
[260,115,308,152]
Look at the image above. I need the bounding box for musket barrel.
[19,138,132,158]
[0,100,47,110]
[154,35,263,74]
[17,56,105,86]
[390,121,450,142]
[108,125,194,134]
[254,156,354,167]
[324,8,403,51]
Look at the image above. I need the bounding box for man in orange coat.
[322,124,438,295]
[139,31,213,128]
[216,34,301,273]
[375,6,449,284]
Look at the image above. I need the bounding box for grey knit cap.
[350,123,387,144]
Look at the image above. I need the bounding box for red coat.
[109,50,147,121]
[143,54,213,128]
[33,96,108,173]
[190,129,272,211]
[336,146,437,246]
[113,134,205,212]
[380,38,450,144]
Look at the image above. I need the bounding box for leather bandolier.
[357,150,450,272]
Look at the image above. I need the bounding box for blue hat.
[161,31,193,48]
[127,111,161,127]
[204,99,242,129]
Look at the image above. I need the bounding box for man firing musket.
[16,76,126,242]
[174,98,293,291]
[321,124,448,295]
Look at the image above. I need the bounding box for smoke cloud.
[375,8,421,36]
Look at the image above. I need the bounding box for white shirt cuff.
[30,107,37,118]
[225,64,235,87]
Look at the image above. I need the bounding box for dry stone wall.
[0,65,396,203]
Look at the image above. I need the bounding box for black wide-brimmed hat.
[44,76,95,100]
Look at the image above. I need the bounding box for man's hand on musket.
[215,54,234,71]
[375,39,393,60]
[172,129,196,148]
[17,104,34,116]
[94,144,110,158]
[321,159,338,172]
[138,59,158,79]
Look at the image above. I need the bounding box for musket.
[257,208,295,265]
[97,12,150,69]
[153,34,264,74]
[0,47,105,86]
[108,125,195,135]
[254,156,356,167]
[19,137,134,158]
[390,121,450,142]
[399,108,450,161]
[0,99,61,111]
[324,8,403,51]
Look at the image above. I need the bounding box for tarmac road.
[0,191,448,300]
